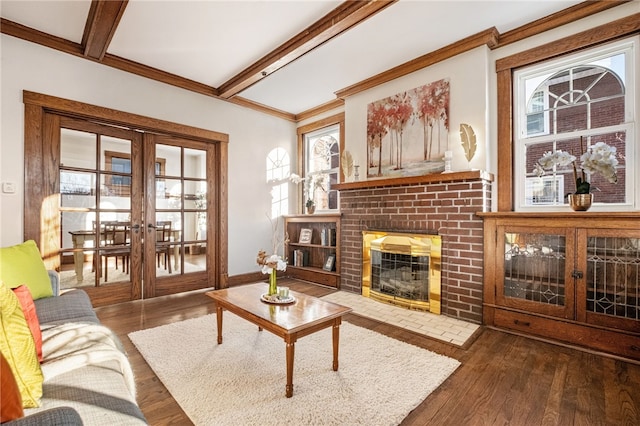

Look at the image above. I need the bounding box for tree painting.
[367,78,450,178]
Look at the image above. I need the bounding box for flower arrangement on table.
[289,172,327,212]
[533,140,618,197]
[257,250,287,296]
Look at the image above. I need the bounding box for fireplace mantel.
[333,170,493,191]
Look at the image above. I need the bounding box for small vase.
[568,193,593,211]
[268,270,278,296]
[306,205,315,214]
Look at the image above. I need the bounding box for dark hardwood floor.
[95,278,640,426]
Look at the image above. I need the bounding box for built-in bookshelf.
[284,213,341,288]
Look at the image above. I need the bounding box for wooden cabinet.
[284,213,340,288]
[480,213,640,361]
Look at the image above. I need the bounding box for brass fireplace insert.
[362,230,441,314]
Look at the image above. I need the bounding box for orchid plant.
[534,140,618,195]
[256,250,287,275]
[289,172,327,209]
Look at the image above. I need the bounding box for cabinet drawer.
[493,309,640,361]
[289,267,339,288]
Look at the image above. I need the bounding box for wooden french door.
[57,117,144,305]
[23,91,228,307]
[55,122,219,303]
[142,134,217,298]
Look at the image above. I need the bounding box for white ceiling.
[1,0,585,116]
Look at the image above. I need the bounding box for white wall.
[0,35,297,276]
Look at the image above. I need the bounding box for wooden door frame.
[23,91,229,304]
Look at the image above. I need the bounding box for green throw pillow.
[0,240,53,300]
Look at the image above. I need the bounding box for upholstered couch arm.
[47,270,60,296]
[4,407,83,426]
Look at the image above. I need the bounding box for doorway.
[23,91,228,306]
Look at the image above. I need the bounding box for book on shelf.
[293,249,308,267]
[320,227,336,246]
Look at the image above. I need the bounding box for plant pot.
[568,193,593,211]
[306,205,315,214]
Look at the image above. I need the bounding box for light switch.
[2,182,16,193]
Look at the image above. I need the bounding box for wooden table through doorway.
[205,283,352,398]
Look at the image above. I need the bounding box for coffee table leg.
[216,305,223,344]
[332,318,341,371]
[285,338,295,398]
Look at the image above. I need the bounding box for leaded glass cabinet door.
[576,228,640,333]
[496,226,575,319]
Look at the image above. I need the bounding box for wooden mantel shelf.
[477,211,640,219]
[333,170,494,191]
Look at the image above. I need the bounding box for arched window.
[267,147,290,218]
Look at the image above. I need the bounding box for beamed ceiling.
[0,1,629,121]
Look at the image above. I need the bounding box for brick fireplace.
[334,171,493,324]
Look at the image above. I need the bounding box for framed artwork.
[298,228,312,244]
[323,254,335,271]
[367,78,450,178]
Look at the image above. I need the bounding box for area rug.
[129,313,460,426]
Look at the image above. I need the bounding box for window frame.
[495,19,639,212]
[296,113,345,214]
[513,38,635,211]
[104,150,166,196]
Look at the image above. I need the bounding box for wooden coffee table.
[205,283,352,398]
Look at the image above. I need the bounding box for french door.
[58,117,143,305]
[23,91,228,307]
[142,133,217,298]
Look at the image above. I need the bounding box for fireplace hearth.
[362,231,441,313]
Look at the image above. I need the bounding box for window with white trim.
[514,37,637,211]
[303,124,340,211]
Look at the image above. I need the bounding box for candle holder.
[442,150,453,173]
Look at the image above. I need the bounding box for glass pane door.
[144,135,211,297]
[59,119,143,302]
[497,226,575,319]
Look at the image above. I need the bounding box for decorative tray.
[260,293,296,305]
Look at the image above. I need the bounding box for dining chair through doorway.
[156,221,172,274]
[100,221,131,282]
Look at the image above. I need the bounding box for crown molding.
[334,27,499,100]
[295,99,345,123]
[333,0,629,101]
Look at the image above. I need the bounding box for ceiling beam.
[217,0,398,99]
[82,0,128,60]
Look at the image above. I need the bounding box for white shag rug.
[129,313,460,426]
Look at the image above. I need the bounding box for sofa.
[1,241,147,425]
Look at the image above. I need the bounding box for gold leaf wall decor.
[341,150,354,178]
[460,123,477,163]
